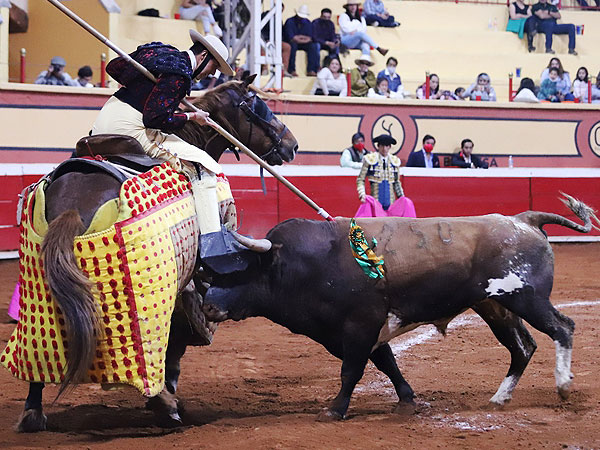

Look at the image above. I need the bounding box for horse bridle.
[226,89,289,163]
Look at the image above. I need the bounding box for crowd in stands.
[30,0,600,104]
[511,57,600,103]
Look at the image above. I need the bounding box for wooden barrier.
[1,166,597,251]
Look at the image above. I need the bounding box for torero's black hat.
[372,134,397,146]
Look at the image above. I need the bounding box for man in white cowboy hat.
[91,31,252,273]
[283,4,320,76]
[350,53,376,97]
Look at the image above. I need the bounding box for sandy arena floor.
[0,243,598,449]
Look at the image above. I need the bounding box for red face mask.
[424,143,434,153]
[353,142,365,151]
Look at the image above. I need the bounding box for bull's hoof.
[393,400,417,415]
[16,408,47,433]
[484,400,507,411]
[202,303,228,323]
[558,385,571,400]
[316,408,344,422]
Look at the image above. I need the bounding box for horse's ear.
[243,73,257,88]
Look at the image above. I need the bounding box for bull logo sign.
[371,114,404,154]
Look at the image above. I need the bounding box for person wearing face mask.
[406,135,440,168]
[376,56,403,94]
[340,132,367,169]
[92,31,249,273]
[356,134,416,217]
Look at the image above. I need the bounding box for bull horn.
[231,230,272,253]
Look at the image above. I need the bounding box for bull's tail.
[41,210,99,397]
[516,192,600,235]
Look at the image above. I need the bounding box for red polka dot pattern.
[2,164,197,398]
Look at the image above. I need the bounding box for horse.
[16,75,298,432]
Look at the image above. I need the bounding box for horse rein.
[226,90,289,164]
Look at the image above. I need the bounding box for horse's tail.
[42,210,99,397]
[516,192,600,235]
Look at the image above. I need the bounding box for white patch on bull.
[508,217,534,234]
[489,375,518,405]
[554,340,573,392]
[484,272,524,297]
[373,313,423,351]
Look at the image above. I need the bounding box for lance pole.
[46,0,335,222]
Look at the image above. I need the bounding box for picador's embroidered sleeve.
[356,159,369,198]
[142,73,189,131]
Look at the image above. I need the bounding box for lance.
[46,0,335,222]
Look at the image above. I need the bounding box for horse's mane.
[188,80,248,113]
[175,80,248,155]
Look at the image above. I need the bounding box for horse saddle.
[75,134,164,173]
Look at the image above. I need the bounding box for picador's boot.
[200,226,259,274]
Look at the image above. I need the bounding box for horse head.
[176,75,298,166]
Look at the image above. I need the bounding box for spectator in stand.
[531,0,577,55]
[312,8,340,57]
[283,5,320,77]
[540,57,574,100]
[513,77,540,102]
[454,87,466,100]
[572,66,589,102]
[377,57,403,94]
[463,73,497,101]
[34,56,78,86]
[311,55,347,96]
[362,0,399,27]
[75,65,94,88]
[179,0,223,37]
[416,74,441,99]
[368,76,403,98]
[451,139,489,169]
[339,0,388,57]
[261,5,293,77]
[350,54,376,97]
[340,131,367,169]
[581,72,600,103]
[406,135,440,168]
[507,0,536,51]
[538,67,563,101]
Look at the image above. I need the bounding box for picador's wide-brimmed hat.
[354,54,374,66]
[373,134,397,146]
[189,30,234,76]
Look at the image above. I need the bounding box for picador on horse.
[2,30,298,431]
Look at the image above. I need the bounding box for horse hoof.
[316,408,344,422]
[393,401,417,415]
[484,401,507,411]
[16,408,47,433]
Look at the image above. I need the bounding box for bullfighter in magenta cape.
[92,30,245,273]
[356,134,416,217]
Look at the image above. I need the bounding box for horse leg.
[17,383,46,433]
[494,285,575,400]
[472,299,537,406]
[369,343,416,414]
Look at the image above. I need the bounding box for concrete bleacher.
[4,0,599,102]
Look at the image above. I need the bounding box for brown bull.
[204,194,600,420]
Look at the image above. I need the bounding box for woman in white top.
[179,0,223,37]
[339,0,388,56]
[311,56,348,96]
[368,77,403,99]
[572,66,589,102]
